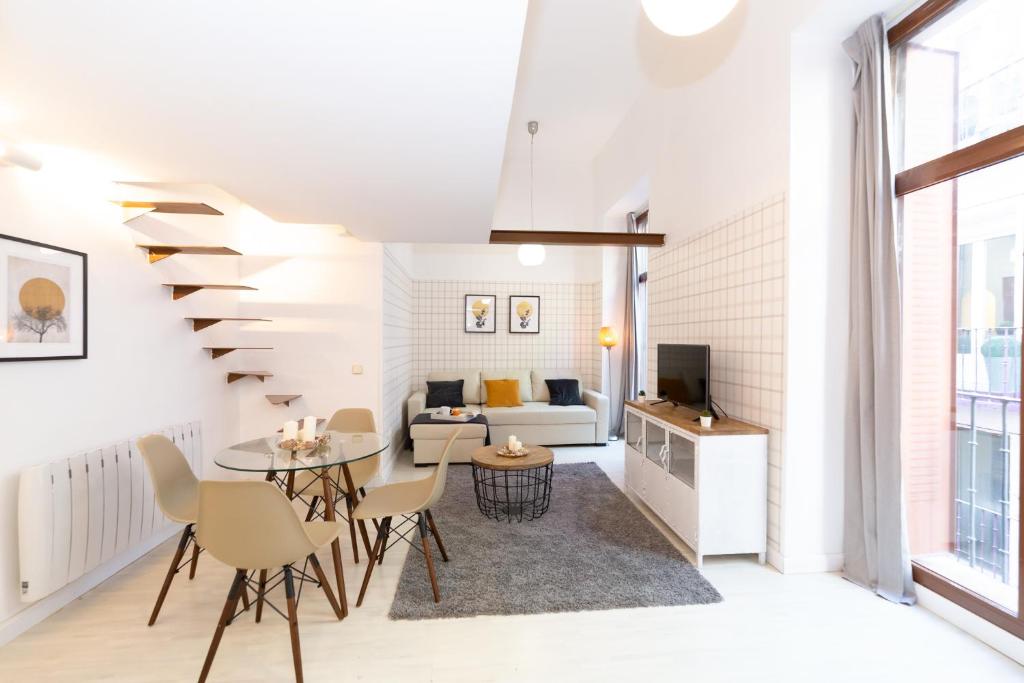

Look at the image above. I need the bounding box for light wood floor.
[1,444,1021,682]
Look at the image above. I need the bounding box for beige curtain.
[612,212,641,437]
[843,14,915,605]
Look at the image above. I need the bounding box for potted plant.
[699,409,713,429]
[981,332,1021,395]
[638,390,646,402]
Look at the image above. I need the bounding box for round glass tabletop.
[214,431,389,473]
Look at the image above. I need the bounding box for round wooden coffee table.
[470,445,554,522]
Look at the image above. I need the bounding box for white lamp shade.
[641,0,739,37]
[517,243,546,266]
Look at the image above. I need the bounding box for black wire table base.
[471,463,553,522]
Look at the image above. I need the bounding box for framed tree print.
[464,294,496,333]
[1,234,87,361]
[509,295,540,334]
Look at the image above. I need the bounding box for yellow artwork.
[465,294,495,333]
[510,295,540,333]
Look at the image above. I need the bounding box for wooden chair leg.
[345,495,360,564]
[255,570,268,623]
[188,536,201,580]
[304,496,320,522]
[198,569,246,683]
[148,524,192,626]
[283,566,304,683]
[425,509,449,562]
[356,517,389,607]
[309,554,343,620]
[418,514,441,603]
[376,517,391,566]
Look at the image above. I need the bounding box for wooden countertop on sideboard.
[625,400,769,437]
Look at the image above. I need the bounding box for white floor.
[0,443,1021,682]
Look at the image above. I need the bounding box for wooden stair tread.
[163,283,257,300]
[266,394,302,406]
[227,370,274,384]
[203,346,273,359]
[186,317,271,331]
[138,245,241,263]
[113,201,223,215]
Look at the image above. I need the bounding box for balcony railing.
[954,326,1019,585]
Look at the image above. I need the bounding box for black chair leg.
[148,524,192,626]
[283,566,304,683]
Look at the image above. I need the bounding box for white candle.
[300,415,317,442]
[515,440,523,451]
[507,435,516,451]
[283,420,298,442]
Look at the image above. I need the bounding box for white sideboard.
[623,400,768,568]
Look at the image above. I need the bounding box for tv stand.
[622,399,768,567]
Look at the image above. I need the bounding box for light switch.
[352,364,363,375]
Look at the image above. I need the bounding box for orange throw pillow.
[484,379,523,407]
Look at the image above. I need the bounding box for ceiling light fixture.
[517,120,546,267]
[641,0,739,37]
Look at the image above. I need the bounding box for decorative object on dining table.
[282,420,299,442]
[299,414,317,442]
[1,233,88,361]
[278,438,315,452]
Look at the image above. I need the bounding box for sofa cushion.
[531,369,586,403]
[426,370,481,405]
[483,379,524,407]
[482,402,596,426]
[425,380,465,408]
[481,370,532,403]
[545,378,585,406]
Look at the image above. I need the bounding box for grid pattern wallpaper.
[381,247,414,465]
[413,280,600,395]
[646,194,787,553]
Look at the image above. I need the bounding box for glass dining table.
[215,431,389,618]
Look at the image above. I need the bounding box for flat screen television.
[657,344,712,413]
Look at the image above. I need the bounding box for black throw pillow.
[546,378,584,407]
[426,380,466,408]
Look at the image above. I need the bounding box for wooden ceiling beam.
[489,230,665,248]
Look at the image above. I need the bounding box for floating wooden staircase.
[204,347,273,359]
[266,394,302,407]
[138,245,241,263]
[227,371,273,384]
[186,317,271,332]
[164,284,257,300]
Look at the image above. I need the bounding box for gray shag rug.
[388,462,722,620]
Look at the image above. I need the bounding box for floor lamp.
[599,326,619,441]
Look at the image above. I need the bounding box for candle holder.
[497,445,530,458]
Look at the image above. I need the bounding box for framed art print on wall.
[1,233,87,361]
[464,294,496,333]
[509,295,539,334]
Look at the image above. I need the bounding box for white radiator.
[17,421,203,603]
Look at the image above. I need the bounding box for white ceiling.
[0,0,528,242]
[500,0,668,165]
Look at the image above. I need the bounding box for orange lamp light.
[599,326,619,348]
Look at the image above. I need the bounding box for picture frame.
[1,233,88,361]
[509,295,540,334]
[464,294,496,333]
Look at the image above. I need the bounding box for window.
[893,0,1024,636]
[636,210,649,394]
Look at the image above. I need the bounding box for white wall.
[0,171,238,633]
[233,214,384,461]
[381,246,414,477]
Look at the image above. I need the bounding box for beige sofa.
[407,369,609,465]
